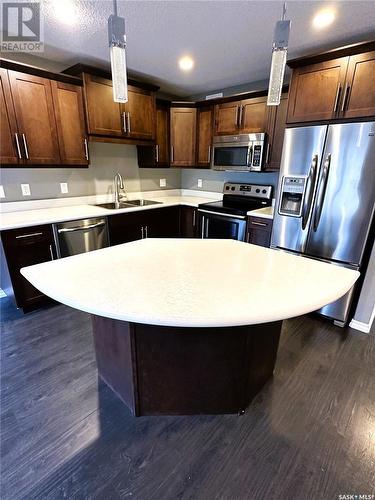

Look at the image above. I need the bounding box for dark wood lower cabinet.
[180,206,197,238]
[92,315,282,416]
[246,216,273,248]
[1,225,56,311]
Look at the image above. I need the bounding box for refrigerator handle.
[313,154,331,231]
[301,154,318,230]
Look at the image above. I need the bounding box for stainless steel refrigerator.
[271,122,375,325]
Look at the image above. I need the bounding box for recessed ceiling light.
[312,9,335,29]
[179,56,194,72]
[52,0,77,26]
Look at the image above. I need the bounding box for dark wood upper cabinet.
[264,93,288,171]
[137,101,169,167]
[343,50,375,118]
[241,97,268,133]
[0,68,19,165]
[124,86,156,140]
[8,70,61,165]
[196,105,213,167]
[214,101,240,135]
[170,107,197,167]
[51,81,89,165]
[287,57,349,123]
[83,73,123,136]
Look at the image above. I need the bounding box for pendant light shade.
[267,5,291,106]
[108,1,128,103]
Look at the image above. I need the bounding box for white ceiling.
[36,1,375,96]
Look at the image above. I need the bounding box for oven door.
[212,143,252,171]
[197,209,247,241]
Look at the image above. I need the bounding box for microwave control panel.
[251,144,263,171]
[279,176,307,217]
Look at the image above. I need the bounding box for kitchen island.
[21,239,359,416]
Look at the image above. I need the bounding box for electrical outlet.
[60,182,68,194]
[197,179,203,188]
[160,178,167,188]
[21,184,31,196]
[0,185,5,199]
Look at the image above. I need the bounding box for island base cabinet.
[92,315,282,416]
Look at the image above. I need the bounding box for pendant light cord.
[113,0,118,17]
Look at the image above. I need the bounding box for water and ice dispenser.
[278,176,307,217]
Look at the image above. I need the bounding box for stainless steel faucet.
[114,172,125,208]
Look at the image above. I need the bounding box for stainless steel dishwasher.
[53,217,109,258]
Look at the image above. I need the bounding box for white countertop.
[21,239,359,328]
[0,193,218,231]
[247,206,274,220]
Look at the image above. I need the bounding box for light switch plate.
[60,182,68,194]
[197,179,203,188]
[0,185,5,199]
[21,184,31,196]
[160,178,167,188]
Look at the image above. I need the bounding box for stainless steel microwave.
[211,133,266,172]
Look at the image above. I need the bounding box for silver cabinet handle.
[145,225,148,238]
[14,133,22,159]
[171,145,174,163]
[201,215,205,238]
[192,210,196,227]
[155,144,159,163]
[208,145,211,163]
[22,134,29,159]
[141,226,144,239]
[250,221,268,227]
[333,84,341,113]
[84,138,89,160]
[16,231,43,239]
[58,221,106,233]
[341,85,350,112]
[122,111,127,133]
[265,142,271,165]
[49,244,54,260]
[235,106,240,128]
[238,105,244,128]
[127,112,131,133]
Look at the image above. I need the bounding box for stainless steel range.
[198,182,273,241]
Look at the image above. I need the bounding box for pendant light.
[267,2,291,106]
[108,0,128,103]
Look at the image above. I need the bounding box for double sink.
[94,199,162,210]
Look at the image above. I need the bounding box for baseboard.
[349,318,372,334]
[0,288,6,298]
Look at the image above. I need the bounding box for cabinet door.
[51,81,89,166]
[264,94,288,171]
[214,101,240,135]
[343,51,375,118]
[170,107,197,166]
[287,57,349,123]
[155,103,169,165]
[196,106,213,167]
[180,206,197,238]
[246,217,273,248]
[125,86,156,140]
[83,74,123,136]
[240,97,267,133]
[146,207,180,238]
[0,68,20,165]
[1,225,55,309]
[8,70,60,165]
[108,212,146,245]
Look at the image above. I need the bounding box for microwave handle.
[246,145,253,167]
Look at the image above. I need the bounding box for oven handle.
[197,209,246,220]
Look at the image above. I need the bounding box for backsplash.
[0,143,181,202]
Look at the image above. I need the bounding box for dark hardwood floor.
[1,297,374,499]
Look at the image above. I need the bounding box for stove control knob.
[256,188,260,193]
[231,186,235,191]
[262,189,267,194]
[226,186,230,190]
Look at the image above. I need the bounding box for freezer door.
[306,122,375,265]
[271,125,327,253]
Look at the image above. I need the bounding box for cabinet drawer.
[246,217,273,248]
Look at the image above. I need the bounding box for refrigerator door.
[271,125,327,253]
[306,122,375,265]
